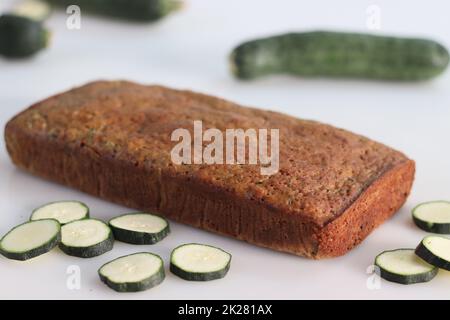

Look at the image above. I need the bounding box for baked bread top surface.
[8,80,409,226]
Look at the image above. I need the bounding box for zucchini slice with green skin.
[0,14,50,58]
[44,0,182,22]
[109,212,169,245]
[374,249,438,285]
[170,243,231,281]
[230,31,450,81]
[0,219,60,261]
[412,201,450,234]
[59,219,113,258]
[415,235,450,270]
[13,0,52,22]
[99,252,165,292]
[30,201,89,225]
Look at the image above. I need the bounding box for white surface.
[1,0,450,300]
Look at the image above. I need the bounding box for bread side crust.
[313,159,415,258]
[4,120,415,259]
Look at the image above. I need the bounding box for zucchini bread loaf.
[4,81,415,258]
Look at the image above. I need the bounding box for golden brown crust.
[4,81,415,258]
[313,160,415,258]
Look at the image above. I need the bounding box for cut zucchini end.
[161,0,184,15]
[170,243,231,281]
[109,212,170,245]
[229,51,239,77]
[99,252,165,292]
[0,219,61,261]
[59,219,113,258]
[374,248,438,285]
[169,0,184,12]
[12,0,52,22]
[43,29,51,48]
[415,235,450,271]
[412,201,450,234]
[31,200,89,225]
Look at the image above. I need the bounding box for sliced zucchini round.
[59,219,113,258]
[30,201,89,225]
[99,252,165,292]
[374,249,438,285]
[415,235,450,270]
[170,243,231,281]
[0,219,60,261]
[13,0,52,22]
[412,201,450,234]
[109,212,169,245]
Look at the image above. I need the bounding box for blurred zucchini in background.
[12,0,52,22]
[0,14,50,58]
[44,0,182,22]
[230,31,450,81]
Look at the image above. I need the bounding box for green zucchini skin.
[170,262,230,281]
[59,231,114,258]
[374,249,438,285]
[376,267,438,285]
[0,219,61,261]
[413,217,450,234]
[110,225,169,244]
[109,213,170,245]
[412,201,450,234]
[44,0,181,22]
[231,31,450,81]
[99,253,165,292]
[415,239,450,271]
[0,14,49,58]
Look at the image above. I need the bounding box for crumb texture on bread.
[4,81,415,258]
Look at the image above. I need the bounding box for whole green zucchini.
[44,0,181,22]
[0,14,49,58]
[230,31,449,81]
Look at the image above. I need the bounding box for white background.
[1,0,450,299]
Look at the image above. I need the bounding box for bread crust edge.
[4,120,415,259]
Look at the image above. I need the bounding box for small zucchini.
[0,219,61,261]
[170,243,231,281]
[59,219,113,258]
[99,252,165,292]
[415,235,450,271]
[374,249,438,285]
[30,201,89,225]
[0,14,50,58]
[44,0,182,22]
[109,212,170,245]
[412,201,450,234]
[230,31,449,81]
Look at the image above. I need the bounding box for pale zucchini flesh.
[13,0,52,22]
[0,219,61,261]
[375,249,438,284]
[412,201,450,234]
[109,213,169,244]
[415,235,450,270]
[99,252,165,292]
[31,201,89,224]
[59,219,113,258]
[170,243,231,281]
